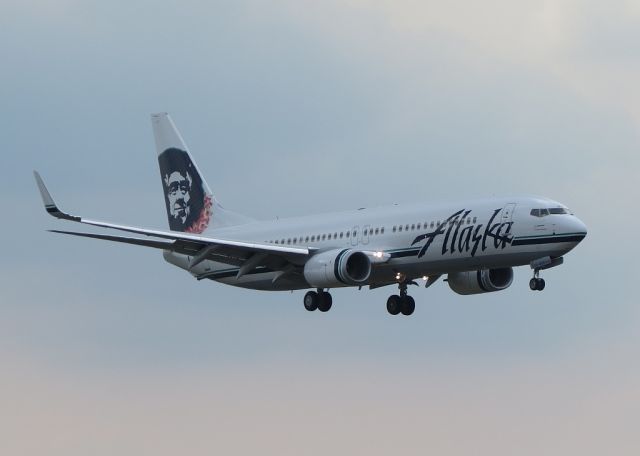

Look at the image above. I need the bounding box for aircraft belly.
[213,272,309,291]
[375,242,573,279]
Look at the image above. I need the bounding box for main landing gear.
[386,281,416,316]
[304,289,333,312]
[529,270,546,291]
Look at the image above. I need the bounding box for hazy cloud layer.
[1,0,638,454]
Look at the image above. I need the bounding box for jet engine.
[304,249,372,288]
[448,267,514,295]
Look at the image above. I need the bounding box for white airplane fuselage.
[165,195,587,291]
[36,113,587,315]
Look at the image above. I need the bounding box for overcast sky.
[1,0,639,454]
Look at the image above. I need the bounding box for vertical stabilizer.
[151,113,253,233]
[152,113,213,233]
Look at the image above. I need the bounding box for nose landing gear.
[529,270,546,291]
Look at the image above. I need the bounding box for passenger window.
[352,230,357,237]
[346,231,350,238]
[334,232,337,239]
[405,224,409,231]
[399,225,403,232]
[375,228,379,235]
[381,227,385,234]
[340,232,343,238]
[411,224,415,230]
[473,217,477,223]
[364,229,368,236]
[392,226,396,232]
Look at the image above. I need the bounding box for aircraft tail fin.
[151,113,253,232]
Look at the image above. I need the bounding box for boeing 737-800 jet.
[35,113,587,316]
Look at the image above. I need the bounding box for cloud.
[2,1,639,454]
[1,350,639,456]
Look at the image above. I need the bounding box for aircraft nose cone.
[571,216,588,241]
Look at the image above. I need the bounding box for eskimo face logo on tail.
[411,208,514,258]
[158,148,212,233]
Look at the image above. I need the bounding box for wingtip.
[33,170,56,209]
[33,172,80,221]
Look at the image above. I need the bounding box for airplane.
[34,113,588,316]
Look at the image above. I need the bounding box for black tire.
[317,292,333,312]
[529,278,538,291]
[401,295,415,316]
[304,291,318,311]
[387,295,401,315]
[537,278,546,291]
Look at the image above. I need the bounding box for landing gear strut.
[387,280,416,316]
[529,270,546,291]
[304,289,333,312]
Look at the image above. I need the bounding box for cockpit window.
[531,207,570,217]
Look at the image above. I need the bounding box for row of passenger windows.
[392,217,477,233]
[268,227,386,245]
[531,207,570,217]
[267,217,480,245]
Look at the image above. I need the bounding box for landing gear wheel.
[304,291,319,311]
[387,295,402,315]
[317,292,333,312]
[529,278,546,291]
[401,296,415,316]
[529,278,538,291]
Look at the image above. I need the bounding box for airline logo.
[412,208,514,257]
[158,148,212,233]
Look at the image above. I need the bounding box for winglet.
[33,171,80,221]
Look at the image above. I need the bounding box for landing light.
[395,273,402,280]
[422,276,428,281]
[373,251,383,258]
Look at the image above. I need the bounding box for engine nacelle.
[448,267,514,295]
[304,249,372,288]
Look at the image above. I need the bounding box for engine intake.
[304,249,372,288]
[448,267,514,295]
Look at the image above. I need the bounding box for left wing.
[34,171,313,273]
